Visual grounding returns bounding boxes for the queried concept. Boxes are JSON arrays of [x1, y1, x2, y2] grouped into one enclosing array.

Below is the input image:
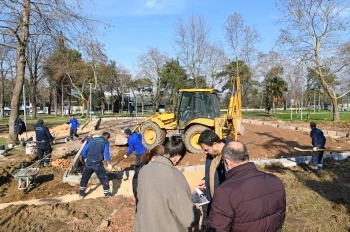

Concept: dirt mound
[[49, 124, 70, 137], [102, 197, 136, 232], [52, 159, 71, 170], [0, 196, 126, 232]]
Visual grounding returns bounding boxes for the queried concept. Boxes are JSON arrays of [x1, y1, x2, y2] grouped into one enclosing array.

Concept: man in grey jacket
[[135, 136, 200, 232]]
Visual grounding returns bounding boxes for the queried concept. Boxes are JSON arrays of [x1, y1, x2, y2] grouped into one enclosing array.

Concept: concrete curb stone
[[336, 131, 349, 137], [327, 131, 337, 136]]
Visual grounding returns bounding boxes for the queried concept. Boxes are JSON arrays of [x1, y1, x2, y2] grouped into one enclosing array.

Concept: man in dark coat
[[196, 130, 226, 214], [207, 141, 286, 232], [34, 119, 54, 167], [310, 121, 326, 173]]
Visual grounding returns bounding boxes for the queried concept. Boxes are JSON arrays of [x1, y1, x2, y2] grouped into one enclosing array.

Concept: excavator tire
[[184, 125, 210, 154], [141, 122, 166, 150]]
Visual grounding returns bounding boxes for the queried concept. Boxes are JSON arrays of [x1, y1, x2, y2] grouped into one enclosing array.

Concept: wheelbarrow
[[11, 153, 50, 192], [12, 167, 40, 192]]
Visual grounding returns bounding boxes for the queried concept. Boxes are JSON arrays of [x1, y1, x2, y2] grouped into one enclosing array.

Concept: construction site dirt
[[0, 118, 350, 231]]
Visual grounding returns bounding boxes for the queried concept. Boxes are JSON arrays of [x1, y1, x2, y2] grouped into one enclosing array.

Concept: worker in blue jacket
[[310, 122, 326, 173], [79, 132, 112, 199], [34, 119, 54, 167], [123, 128, 147, 168], [66, 115, 79, 141]]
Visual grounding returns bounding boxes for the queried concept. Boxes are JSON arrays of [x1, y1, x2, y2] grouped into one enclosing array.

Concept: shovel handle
[[112, 158, 124, 168]]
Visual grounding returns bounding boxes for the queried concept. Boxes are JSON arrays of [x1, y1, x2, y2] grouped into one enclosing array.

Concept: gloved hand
[[312, 147, 317, 152], [107, 164, 113, 171], [123, 155, 128, 159]]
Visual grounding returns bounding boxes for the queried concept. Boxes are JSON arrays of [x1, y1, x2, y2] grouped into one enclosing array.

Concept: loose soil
[[0, 118, 350, 231]]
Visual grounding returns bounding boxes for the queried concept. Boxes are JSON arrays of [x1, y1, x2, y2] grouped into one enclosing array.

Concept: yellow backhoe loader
[[134, 76, 244, 154]]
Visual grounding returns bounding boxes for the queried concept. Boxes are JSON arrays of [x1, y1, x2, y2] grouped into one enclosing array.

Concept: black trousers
[[79, 159, 110, 196], [36, 141, 51, 166]]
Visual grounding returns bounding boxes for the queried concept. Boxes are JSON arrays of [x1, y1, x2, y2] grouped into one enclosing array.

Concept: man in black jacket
[[310, 122, 326, 173], [207, 141, 286, 232], [34, 119, 54, 167], [196, 130, 226, 214]]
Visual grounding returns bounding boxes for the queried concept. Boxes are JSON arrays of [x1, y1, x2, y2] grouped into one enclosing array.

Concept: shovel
[[109, 157, 124, 171]]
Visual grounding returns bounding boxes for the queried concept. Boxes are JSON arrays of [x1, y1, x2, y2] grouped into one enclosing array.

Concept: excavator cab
[[177, 89, 221, 127]]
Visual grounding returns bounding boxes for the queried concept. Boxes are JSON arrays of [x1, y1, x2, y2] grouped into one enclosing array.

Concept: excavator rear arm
[[225, 75, 243, 141]]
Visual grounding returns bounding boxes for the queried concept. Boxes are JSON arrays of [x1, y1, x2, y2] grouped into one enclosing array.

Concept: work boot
[[79, 195, 85, 200], [43, 162, 52, 167], [312, 169, 319, 174]]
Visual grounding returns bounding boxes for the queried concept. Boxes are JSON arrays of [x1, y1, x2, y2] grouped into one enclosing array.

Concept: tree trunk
[[0, 70, 4, 119], [121, 94, 124, 113], [331, 97, 340, 121], [7, 0, 30, 145], [68, 85, 71, 115], [142, 97, 144, 115], [30, 82, 37, 118], [48, 86, 52, 114], [315, 55, 339, 121], [111, 95, 115, 116], [317, 90, 321, 112], [100, 86, 104, 116], [61, 81, 64, 117]]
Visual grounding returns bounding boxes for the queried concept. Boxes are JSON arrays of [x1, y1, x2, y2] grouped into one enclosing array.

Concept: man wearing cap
[[310, 122, 326, 173], [123, 128, 147, 169], [79, 132, 112, 199], [34, 119, 54, 167]]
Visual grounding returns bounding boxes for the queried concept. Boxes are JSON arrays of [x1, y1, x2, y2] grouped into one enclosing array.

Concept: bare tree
[[205, 42, 228, 88], [173, 14, 210, 88], [26, 34, 52, 118], [79, 39, 108, 89], [0, 0, 101, 144], [137, 47, 168, 112], [276, 0, 350, 121], [224, 13, 260, 76], [0, 46, 15, 119]]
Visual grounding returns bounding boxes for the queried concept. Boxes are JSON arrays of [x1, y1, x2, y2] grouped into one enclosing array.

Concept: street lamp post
[[301, 86, 304, 120], [107, 98, 110, 114], [89, 83, 92, 122], [22, 85, 28, 140], [313, 89, 316, 113], [135, 94, 138, 117]]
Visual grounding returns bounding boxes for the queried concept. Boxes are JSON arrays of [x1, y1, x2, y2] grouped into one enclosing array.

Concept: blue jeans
[[70, 129, 79, 139], [79, 159, 110, 196]]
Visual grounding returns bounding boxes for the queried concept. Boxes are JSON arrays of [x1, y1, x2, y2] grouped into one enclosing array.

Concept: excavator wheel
[[184, 125, 210, 154], [141, 122, 166, 150]]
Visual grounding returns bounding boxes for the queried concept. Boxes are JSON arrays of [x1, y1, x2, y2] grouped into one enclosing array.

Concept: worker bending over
[[79, 132, 113, 199]]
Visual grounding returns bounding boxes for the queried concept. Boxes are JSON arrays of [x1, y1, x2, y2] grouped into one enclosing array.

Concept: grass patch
[[242, 110, 350, 122]]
